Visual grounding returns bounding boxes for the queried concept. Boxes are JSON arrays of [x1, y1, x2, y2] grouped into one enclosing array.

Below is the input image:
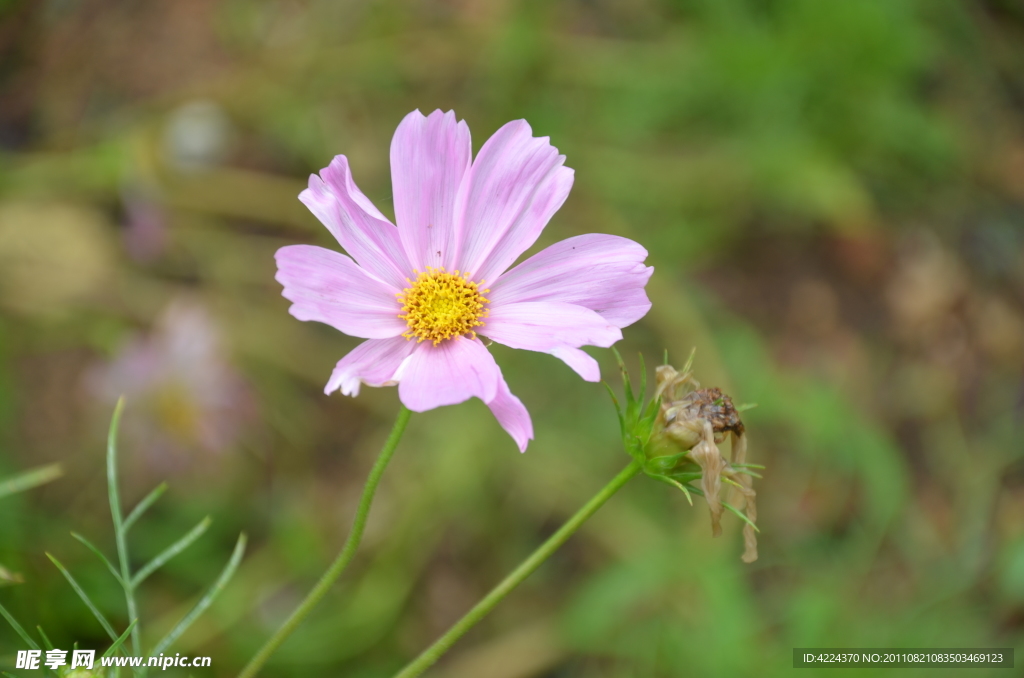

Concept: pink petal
[[486, 370, 534, 452], [325, 336, 418, 396], [275, 245, 406, 339], [549, 346, 601, 382], [390, 110, 472, 271], [454, 120, 574, 283], [299, 155, 412, 290], [488, 234, 653, 328], [395, 337, 500, 411], [482, 301, 622, 352]]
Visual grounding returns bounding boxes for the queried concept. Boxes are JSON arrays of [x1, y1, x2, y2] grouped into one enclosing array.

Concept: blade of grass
[[0, 599, 40, 650], [106, 398, 141, 657], [152, 532, 246, 656], [71, 532, 126, 587], [37, 625, 54, 650], [0, 463, 62, 500], [131, 516, 211, 589], [46, 553, 119, 642], [123, 483, 167, 533], [103, 619, 138, 658]]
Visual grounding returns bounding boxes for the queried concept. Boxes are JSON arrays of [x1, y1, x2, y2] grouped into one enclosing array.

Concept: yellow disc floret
[[398, 267, 489, 345]]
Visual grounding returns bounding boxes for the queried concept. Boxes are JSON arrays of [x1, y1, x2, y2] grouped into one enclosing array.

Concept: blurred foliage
[[1, 0, 1023, 676]]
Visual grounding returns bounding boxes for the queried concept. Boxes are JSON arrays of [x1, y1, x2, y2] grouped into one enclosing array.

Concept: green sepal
[[605, 349, 665, 466]]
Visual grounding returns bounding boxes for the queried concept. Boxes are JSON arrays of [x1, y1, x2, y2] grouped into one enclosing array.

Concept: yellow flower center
[[397, 267, 489, 345]]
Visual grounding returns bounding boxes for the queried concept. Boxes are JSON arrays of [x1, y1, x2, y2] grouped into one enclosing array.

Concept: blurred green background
[[1, 0, 1023, 676]]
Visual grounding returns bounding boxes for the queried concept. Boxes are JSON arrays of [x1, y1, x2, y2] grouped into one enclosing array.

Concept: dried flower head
[[646, 357, 759, 562]]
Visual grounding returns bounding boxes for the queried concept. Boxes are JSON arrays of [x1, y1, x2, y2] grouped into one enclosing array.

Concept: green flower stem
[[393, 459, 642, 678], [106, 398, 141, 661], [238, 405, 412, 678]]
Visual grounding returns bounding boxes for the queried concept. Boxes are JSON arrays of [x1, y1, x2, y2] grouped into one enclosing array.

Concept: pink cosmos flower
[[276, 110, 653, 451]]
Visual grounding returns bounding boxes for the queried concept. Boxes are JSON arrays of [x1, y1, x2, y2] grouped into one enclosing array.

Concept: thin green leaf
[[611, 346, 635, 408], [722, 499, 759, 532], [0, 463, 62, 500], [103, 619, 138, 658], [152, 532, 246, 656], [602, 381, 627, 441], [37, 625, 54, 650], [123, 482, 168, 533], [0, 599, 39, 650], [649, 473, 694, 505], [685, 486, 760, 532], [106, 397, 141, 659], [681, 346, 696, 375], [131, 516, 212, 589], [71, 532, 125, 587], [665, 471, 703, 484], [46, 553, 119, 642], [107, 397, 127, 534]]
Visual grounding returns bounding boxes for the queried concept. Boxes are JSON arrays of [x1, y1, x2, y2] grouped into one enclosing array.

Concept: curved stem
[[393, 459, 642, 678], [238, 405, 412, 678], [106, 398, 142, 666]]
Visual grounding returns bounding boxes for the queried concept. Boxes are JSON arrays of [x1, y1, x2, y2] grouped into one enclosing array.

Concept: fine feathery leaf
[[46, 553, 119, 643], [37, 625, 54, 650], [683, 486, 760, 532], [681, 346, 697, 375], [131, 516, 212, 589], [107, 396, 127, 535], [71, 532, 126, 587], [105, 397, 141, 659], [0, 599, 40, 650], [648, 473, 694, 505], [0, 463, 62, 501], [602, 381, 627, 439], [103, 619, 138, 658], [611, 346, 636, 408], [151, 532, 247, 657], [123, 482, 168, 533], [665, 470, 704, 484], [722, 499, 759, 532]]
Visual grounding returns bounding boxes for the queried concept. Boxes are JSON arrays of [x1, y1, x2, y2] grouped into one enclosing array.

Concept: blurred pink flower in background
[[276, 110, 653, 451], [121, 186, 168, 263], [86, 298, 254, 472]]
